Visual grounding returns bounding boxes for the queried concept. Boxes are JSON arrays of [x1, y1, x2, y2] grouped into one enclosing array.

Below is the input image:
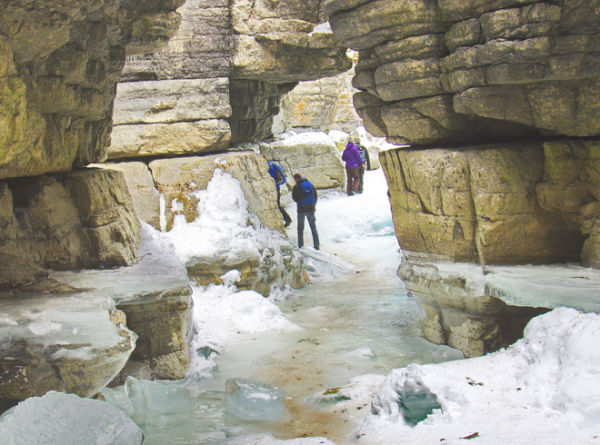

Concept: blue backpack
[[299, 180, 316, 206], [269, 162, 286, 186]]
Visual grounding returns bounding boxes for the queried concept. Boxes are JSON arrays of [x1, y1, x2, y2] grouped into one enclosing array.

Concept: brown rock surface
[[0, 0, 182, 180], [0, 168, 140, 270]]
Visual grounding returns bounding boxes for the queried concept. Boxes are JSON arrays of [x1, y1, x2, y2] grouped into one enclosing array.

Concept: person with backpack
[[264, 155, 292, 228], [292, 173, 320, 250], [356, 138, 371, 194], [342, 138, 364, 196]]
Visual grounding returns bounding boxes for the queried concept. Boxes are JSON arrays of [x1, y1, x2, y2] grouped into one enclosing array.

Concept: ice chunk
[[0, 391, 143, 445], [430, 345, 464, 363], [348, 346, 377, 360], [299, 247, 355, 281], [397, 388, 441, 426], [101, 386, 135, 417], [225, 378, 286, 421], [124, 377, 193, 427]]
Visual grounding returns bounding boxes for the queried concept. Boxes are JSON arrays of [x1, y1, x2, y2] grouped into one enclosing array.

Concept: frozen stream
[[121, 170, 461, 444]]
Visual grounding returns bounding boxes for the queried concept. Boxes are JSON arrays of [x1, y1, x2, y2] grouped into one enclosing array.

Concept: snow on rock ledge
[[0, 292, 136, 405]]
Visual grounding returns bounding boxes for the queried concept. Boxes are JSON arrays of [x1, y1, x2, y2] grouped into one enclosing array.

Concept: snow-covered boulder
[[0, 391, 144, 444]]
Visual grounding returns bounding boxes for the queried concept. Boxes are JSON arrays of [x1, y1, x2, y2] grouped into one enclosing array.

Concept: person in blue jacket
[[264, 155, 292, 228], [292, 173, 320, 250], [342, 139, 365, 196]]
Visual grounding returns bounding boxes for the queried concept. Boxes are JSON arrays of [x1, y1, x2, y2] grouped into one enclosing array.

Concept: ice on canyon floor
[[355, 308, 600, 444], [186, 277, 302, 379], [102, 377, 192, 428], [50, 222, 190, 305], [0, 391, 144, 445], [224, 378, 286, 421], [216, 433, 335, 445], [0, 292, 136, 398]]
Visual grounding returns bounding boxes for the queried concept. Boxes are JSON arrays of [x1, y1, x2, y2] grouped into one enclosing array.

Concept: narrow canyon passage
[[142, 171, 460, 444]]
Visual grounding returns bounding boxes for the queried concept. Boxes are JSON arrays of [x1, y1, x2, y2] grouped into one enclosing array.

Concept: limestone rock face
[[0, 169, 140, 270], [147, 152, 284, 232], [260, 133, 346, 190], [0, 0, 182, 180], [110, 0, 353, 154], [381, 141, 595, 266], [0, 291, 137, 403], [326, 0, 600, 146], [280, 67, 362, 134]]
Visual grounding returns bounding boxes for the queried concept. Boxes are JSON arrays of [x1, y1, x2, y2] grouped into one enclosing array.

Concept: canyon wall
[[325, 0, 600, 355]]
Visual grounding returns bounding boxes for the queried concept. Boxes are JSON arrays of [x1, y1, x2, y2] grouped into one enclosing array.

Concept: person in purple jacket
[[342, 138, 365, 196]]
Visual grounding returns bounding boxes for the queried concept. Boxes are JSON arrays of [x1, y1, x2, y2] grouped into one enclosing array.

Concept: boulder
[[0, 291, 136, 403], [381, 141, 592, 265], [51, 224, 194, 380]]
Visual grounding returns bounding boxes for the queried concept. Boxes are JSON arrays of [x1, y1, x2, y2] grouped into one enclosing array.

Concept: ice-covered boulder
[[225, 378, 286, 421], [0, 292, 136, 404], [52, 223, 194, 380], [0, 391, 144, 445]]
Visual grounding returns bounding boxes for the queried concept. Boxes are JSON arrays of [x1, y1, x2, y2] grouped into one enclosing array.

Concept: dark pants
[[346, 167, 360, 194], [297, 211, 319, 250], [277, 187, 292, 225], [359, 167, 365, 193]]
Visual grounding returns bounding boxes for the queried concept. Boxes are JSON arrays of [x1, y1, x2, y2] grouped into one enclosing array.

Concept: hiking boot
[[284, 220, 292, 228]]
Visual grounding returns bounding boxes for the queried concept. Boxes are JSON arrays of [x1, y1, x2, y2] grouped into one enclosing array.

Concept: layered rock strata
[[0, 169, 140, 270], [110, 0, 352, 156], [260, 132, 346, 190], [0, 0, 182, 180], [326, 0, 600, 355], [327, 0, 599, 146], [279, 66, 362, 134], [0, 0, 183, 396]]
